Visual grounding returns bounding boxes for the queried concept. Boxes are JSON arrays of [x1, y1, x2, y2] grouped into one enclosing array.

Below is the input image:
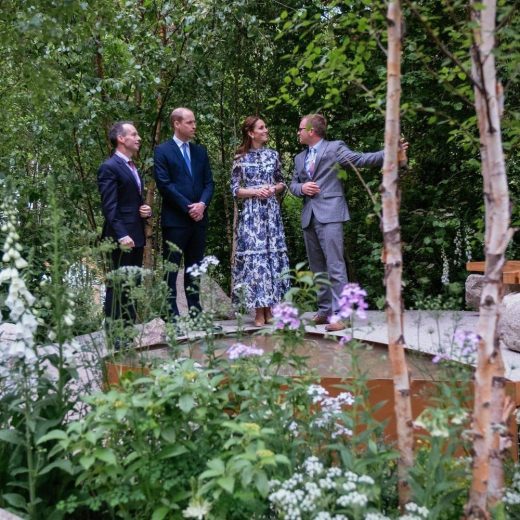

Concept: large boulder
[[465, 274, 484, 310], [500, 292, 520, 352], [466, 274, 519, 311], [176, 269, 233, 319]]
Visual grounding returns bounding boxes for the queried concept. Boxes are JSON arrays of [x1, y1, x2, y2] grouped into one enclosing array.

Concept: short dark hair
[[108, 121, 134, 147], [303, 113, 327, 138]]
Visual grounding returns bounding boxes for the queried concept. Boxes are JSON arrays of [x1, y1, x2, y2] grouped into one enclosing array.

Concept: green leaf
[[79, 455, 95, 470], [161, 427, 177, 443], [0, 429, 24, 445], [178, 394, 195, 413], [38, 458, 74, 476], [151, 506, 170, 520], [207, 458, 225, 473], [37, 429, 68, 444], [2, 493, 27, 510], [217, 475, 235, 494], [255, 471, 269, 496], [94, 448, 117, 465], [158, 444, 189, 460]]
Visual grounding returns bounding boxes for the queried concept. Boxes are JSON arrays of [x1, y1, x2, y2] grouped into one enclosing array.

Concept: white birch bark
[[382, 0, 414, 508], [465, 0, 513, 516]]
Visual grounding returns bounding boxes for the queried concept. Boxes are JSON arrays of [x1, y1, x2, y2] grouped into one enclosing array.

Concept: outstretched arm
[[336, 141, 385, 170]]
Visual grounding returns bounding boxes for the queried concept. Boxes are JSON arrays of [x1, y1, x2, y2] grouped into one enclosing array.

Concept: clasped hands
[[188, 202, 206, 222], [255, 186, 276, 199]]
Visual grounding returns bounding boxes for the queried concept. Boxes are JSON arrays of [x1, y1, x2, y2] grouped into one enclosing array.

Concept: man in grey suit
[[289, 113, 385, 331]]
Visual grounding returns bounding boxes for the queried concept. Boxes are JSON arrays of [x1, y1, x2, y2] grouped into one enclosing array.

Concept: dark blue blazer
[[98, 154, 146, 247], [154, 139, 214, 227]]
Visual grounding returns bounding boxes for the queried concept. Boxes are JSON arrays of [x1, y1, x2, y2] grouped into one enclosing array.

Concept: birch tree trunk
[[381, 0, 414, 509], [465, 0, 513, 516]]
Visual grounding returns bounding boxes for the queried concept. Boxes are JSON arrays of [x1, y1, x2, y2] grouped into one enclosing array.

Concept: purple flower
[[432, 353, 450, 364], [334, 283, 368, 321], [227, 342, 264, 360], [454, 330, 481, 358], [272, 302, 301, 330], [339, 335, 352, 346]]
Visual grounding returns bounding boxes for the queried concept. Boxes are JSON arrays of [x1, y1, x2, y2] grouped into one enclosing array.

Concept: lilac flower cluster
[[272, 302, 301, 330], [333, 283, 368, 322], [454, 330, 481, 357], [227, 342, 264, 360], [432, 330, 480, 364]]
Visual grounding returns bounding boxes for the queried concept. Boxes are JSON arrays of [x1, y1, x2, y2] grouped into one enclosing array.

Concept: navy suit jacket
[[154, 139, 214, 227], [98, 154, 146, 247]]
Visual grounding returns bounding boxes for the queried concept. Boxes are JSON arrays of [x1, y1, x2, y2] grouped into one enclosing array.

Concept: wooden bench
[[466, 261, 520, 286]]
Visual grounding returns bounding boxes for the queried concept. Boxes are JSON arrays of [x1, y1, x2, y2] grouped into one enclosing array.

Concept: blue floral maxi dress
[[231, 148, 291, 309]]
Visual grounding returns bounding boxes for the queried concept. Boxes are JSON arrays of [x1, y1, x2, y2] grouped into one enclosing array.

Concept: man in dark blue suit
[[154, 107, 214, 317], [98, 121, 152, 323]]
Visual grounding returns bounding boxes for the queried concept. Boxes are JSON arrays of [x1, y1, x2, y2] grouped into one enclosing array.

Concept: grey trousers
[[303, 216, 348, 317]]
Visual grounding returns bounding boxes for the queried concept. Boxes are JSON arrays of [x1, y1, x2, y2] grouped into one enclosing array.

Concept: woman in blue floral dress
[[231, 116, 291, 326]]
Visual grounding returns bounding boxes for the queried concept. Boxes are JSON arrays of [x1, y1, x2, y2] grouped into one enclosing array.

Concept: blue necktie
[[182, 143, 192, 176], [306, 147, 316, 177]]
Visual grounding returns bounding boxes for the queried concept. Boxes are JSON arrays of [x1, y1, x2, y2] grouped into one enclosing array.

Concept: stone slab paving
[[304, 310, 520, 382]]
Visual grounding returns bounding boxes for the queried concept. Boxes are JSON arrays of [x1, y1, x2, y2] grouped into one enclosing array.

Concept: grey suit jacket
[[289, 139, 384, 229]]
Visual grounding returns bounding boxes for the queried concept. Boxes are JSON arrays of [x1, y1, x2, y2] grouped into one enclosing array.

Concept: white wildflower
[[182, 497, 211, 519]]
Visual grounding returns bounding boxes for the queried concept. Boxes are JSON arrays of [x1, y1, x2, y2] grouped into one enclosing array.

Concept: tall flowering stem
[[381, 0, 413, 508], [466, 0, 513, 516]]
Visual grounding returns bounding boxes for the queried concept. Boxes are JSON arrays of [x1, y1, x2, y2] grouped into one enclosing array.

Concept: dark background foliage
[[0, 0, 518, 316]]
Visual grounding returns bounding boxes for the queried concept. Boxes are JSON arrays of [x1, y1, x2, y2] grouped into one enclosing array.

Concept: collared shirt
[[115, 150, 141, 191], [173, 135, 191, 161]]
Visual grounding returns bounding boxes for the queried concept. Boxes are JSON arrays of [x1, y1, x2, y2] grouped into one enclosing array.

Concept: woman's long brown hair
[[235, 115, 262, 157]]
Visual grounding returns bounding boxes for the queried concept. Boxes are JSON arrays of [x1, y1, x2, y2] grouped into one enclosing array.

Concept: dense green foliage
[[0, 1, 518, 312]]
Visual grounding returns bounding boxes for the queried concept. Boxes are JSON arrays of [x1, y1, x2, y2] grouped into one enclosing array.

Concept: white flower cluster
[[307, 385, 355, 438], [269, 456, 381, 519], [186, 255, 219, 277], [398, 502, 429, 519], [441, 246, 450, 285], [0, 209, 39, 378], [106, 265, 152, 282], [504, 469, 520, 505], [182, 496, 212, 519]]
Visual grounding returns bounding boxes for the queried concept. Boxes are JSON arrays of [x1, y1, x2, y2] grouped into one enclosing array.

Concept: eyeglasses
[[297, 127, 311, 132]]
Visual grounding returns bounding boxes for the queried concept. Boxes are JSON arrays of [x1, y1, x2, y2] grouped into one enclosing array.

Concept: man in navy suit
[[98, 121, 152, 323], [154, 107, 214, 317]]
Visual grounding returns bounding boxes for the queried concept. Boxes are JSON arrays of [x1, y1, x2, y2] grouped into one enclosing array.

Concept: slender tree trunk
[[219, 79, 233, 260], [465, 0, 513, 516], [381, 0, 413, 508]]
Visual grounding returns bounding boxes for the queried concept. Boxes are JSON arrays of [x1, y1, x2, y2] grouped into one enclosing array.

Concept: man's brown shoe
[[325, 321, 346, 332], [312, 314, 329, 326]]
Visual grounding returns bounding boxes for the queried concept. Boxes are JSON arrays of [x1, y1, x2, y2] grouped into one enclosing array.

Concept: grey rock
[[500, 292, 520, 352], [465, 274, 484, 310], [176, 269, 233, 319], [133, 317, 167, 349], [465, 275, 519, 311]]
